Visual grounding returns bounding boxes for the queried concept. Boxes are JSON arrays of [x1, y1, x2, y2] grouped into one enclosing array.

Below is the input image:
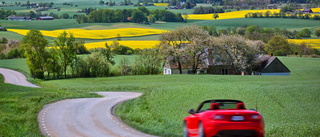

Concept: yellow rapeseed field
[[288, 39, 320, 49], [84, 41, 161, 50], [186, 7, 320, 20], [311, 8, 320, 12], [154, 3, 169, 6], [186, 9, 280, 20], [7, 28, 164, 39]]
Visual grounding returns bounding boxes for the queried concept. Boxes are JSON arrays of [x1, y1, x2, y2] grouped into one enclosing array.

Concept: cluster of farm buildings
[[164, 54, 291, 76], [7, 15, 54, 21]]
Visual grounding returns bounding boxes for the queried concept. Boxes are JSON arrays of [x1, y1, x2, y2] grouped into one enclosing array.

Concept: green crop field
[[0, 57, 319, 137], [2, 18, 320, 42]]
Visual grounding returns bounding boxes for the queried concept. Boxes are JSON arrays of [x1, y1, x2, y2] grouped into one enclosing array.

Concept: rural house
[[163, 56, 208, 74], [302, 9, 313, 13], [163, 54, 290, 76], [8, 16, 31, 21], [36, 16, 54, 20]]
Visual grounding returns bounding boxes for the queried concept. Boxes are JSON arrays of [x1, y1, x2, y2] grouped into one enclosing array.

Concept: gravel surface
[[38, 92, 158, 137], [0, 68, 39, 87]]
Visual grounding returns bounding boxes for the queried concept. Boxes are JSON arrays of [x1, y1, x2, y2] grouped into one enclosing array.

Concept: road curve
[[38, 92, 158, 137], [0, 68, 39, 87]]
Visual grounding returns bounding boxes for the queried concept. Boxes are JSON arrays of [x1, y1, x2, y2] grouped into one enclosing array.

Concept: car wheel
[[183, 121, 189, 137], [198, 121, 204, 137]]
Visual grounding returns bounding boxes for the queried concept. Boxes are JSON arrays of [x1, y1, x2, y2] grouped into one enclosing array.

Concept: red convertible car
[[183, 99, 264, 137]]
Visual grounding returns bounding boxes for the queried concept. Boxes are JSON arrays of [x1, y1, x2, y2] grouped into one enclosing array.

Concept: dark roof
[[302, 9, 313, 12], [256, 55, 290, 73], [8, 16, 30, 19]]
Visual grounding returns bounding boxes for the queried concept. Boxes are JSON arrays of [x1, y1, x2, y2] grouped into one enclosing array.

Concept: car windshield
[[198, 100, 240, 112]]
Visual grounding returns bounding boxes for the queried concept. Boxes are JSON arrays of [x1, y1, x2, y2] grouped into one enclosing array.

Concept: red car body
[[183, 100, 264, 137]]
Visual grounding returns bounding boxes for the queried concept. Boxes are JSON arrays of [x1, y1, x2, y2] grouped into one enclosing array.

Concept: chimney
[[270, 53, 273, 57]]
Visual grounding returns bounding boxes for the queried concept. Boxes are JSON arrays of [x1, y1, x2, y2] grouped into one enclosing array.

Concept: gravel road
[[38, 92, 157, 137], [0, 68, 39, 87]]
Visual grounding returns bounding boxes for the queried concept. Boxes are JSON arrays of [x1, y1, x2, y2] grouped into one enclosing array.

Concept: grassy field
[[3, 18, 320, 31], [0, 57, 319, 137]]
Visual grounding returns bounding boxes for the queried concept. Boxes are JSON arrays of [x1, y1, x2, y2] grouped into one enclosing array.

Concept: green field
[[2, 18, 320, 42], [0, 57, 319, 137]]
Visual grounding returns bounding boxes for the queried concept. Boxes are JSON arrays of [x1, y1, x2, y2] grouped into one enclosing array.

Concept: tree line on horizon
[[76, 7, 184, 24]]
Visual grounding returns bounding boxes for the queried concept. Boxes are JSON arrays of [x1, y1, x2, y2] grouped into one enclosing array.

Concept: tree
[[117, 34, 121, 41], [280, 6, 294, 13], [213, 13, 219, 20], [158, 25, 210, 74], [264, 35, 291, 55], [46, 48, 62, 79], [100, 42, 115, 65], [21, 30, 48, 79], [99, 0, 105, 5], [314, 27, 320, 37], [2, 1, 5, 5], [60, 13, 69, 19], [132, 48, 163, 75], [54, 31, 78, 78], [131, 10, 147, 23], [210, 35, 262, 74]]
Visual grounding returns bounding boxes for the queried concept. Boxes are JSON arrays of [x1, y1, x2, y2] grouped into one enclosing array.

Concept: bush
[[113, 45, 134, 55], [76, 52, 111, 77], [273, 50, 285, 56]]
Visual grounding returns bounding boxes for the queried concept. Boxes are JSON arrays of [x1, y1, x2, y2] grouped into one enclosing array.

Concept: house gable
[[260, 57, 290, 73]]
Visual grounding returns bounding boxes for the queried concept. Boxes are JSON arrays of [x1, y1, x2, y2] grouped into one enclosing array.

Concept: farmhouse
[[8, 16, 31, 21], [163, 56, 208, 74], [164, 54, 290, 76], [302, 9, 313, 13], [36, 16, 54, 20]]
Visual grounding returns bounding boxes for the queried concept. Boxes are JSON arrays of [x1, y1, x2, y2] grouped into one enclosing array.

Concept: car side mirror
[[188, 109, 195, 114]]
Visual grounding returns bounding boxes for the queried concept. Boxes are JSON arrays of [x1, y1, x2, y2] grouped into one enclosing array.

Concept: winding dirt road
[[0, 68, 156, 137], [0, 68, 39, 87]]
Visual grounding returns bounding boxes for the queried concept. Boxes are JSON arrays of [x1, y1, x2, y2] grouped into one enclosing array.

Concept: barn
[[8, 16, 31, 21], [36, 16, 54, 20], [253, 55, 291, 75]]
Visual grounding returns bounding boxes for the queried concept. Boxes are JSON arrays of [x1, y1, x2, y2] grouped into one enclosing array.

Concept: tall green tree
[[22, 30, 48, 79], [54, 31, 78, 78], [131, 10, 147, 23], [314, 27, 320, 37], [264, 35, 291, 55]]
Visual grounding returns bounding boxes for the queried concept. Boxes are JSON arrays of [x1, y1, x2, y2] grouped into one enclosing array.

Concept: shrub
[[274, 50, 285, 56], [113, 45, 134, 55]]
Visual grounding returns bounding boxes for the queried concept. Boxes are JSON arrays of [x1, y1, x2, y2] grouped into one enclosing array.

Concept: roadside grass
[[0, 57, 320, 136]]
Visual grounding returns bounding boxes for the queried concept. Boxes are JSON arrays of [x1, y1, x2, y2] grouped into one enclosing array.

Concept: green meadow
[[0, 57, 319, 136]]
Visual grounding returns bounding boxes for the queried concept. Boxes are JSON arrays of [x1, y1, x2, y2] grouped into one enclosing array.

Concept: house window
[[222, 69, 228, 75]]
